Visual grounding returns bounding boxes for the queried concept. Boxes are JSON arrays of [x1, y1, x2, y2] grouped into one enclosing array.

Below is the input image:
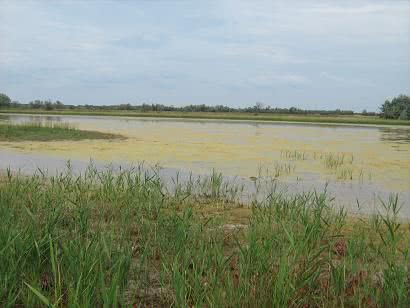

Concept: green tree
[[44, 100, 54, 111], [399, 108, 409, 120], [55, 100, 64, 109], [380, 95, 410, 119], [0, 93, 11, 108]]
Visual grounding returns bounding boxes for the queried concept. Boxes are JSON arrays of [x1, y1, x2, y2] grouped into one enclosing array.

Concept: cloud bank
[[0, 0, 409, 111]]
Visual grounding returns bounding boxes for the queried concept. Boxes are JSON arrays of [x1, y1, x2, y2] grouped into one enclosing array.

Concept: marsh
[[1, 113, 409, 217]]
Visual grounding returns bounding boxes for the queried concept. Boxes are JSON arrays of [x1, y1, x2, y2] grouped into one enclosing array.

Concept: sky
[[0, 0, 409, 112]]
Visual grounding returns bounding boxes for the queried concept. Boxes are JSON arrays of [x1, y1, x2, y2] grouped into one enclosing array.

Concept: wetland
[[1, 113, 409, 307], [1, 113, 409, 214]]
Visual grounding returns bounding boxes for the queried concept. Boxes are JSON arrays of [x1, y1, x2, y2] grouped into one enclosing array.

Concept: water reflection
[[0, 115, 64, 126], [1, 113, 409, 193], [1, 113, 410, 148], [379, 127, 410, 144]]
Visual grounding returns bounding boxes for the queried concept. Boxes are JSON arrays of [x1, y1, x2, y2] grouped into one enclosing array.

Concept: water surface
[[1, 114, 409, 215]]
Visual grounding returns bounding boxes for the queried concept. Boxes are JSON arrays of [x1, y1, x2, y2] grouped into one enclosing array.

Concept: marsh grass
[[281, 149, 374, 183], [0, 165, 409, 307], [272, 161, 296, 178], [253, 162, 296, 182], [0, 121, 123, 141], [281, 149, 309, 160], [318, 152, 352, 170], [337, 166, 354, 181], [280, 149, 353, 171]]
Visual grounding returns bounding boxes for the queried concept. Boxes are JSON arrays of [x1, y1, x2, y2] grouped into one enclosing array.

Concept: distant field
[[1, 108, 410, 126]]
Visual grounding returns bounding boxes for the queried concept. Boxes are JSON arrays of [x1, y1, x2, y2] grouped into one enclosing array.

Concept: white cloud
[[0, 0, 408, 110], [250, 73, 308, 86], [218, 0, 410, 42], [319, 72, 374, 87], [305, 3, 394, 14]]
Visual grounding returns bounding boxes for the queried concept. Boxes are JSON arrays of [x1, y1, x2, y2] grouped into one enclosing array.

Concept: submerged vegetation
[[0, 122, 123, 142], [0, 165, 408, 307]]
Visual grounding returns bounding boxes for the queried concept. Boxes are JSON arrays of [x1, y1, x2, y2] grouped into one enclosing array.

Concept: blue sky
[[1, 0, 409, 111]]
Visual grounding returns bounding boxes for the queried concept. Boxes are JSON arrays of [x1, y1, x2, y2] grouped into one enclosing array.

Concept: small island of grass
[[0, 122, 124, 142]]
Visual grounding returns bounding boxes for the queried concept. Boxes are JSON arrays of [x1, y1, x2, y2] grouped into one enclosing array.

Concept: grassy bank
[[2, 109, 410, 126], [0, 122, 123, 142], [0, 165, 408, 307]]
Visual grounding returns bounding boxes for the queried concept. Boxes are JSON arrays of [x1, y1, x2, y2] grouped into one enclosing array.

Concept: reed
[[0, 165, 408, 307], [280, 149, 309, 161]]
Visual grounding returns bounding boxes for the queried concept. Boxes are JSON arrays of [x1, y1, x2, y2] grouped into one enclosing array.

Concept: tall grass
[[0, 165, 408, 307]]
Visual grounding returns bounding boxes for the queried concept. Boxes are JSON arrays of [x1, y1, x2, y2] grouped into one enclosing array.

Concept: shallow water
[[1, 114, 410, 216]]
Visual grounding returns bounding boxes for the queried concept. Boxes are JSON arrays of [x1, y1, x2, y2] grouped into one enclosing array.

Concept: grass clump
[[0, 165, 409, 307], [0, 121, 123, 141], [281, 149, 309, 160]]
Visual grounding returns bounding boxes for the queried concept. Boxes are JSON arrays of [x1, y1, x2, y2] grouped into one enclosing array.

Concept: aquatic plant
[[337, 166, 354, 181], [280, 149, 309, 160], [311, 152, 354, 170], [272, 161, 295, 178], [322, 153, 347, 169]]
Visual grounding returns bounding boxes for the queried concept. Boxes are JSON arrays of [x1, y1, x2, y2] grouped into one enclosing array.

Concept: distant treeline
[[0, 94, 359, 115], [1, 92, 409, 118], [78, 103, 358, 115]]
